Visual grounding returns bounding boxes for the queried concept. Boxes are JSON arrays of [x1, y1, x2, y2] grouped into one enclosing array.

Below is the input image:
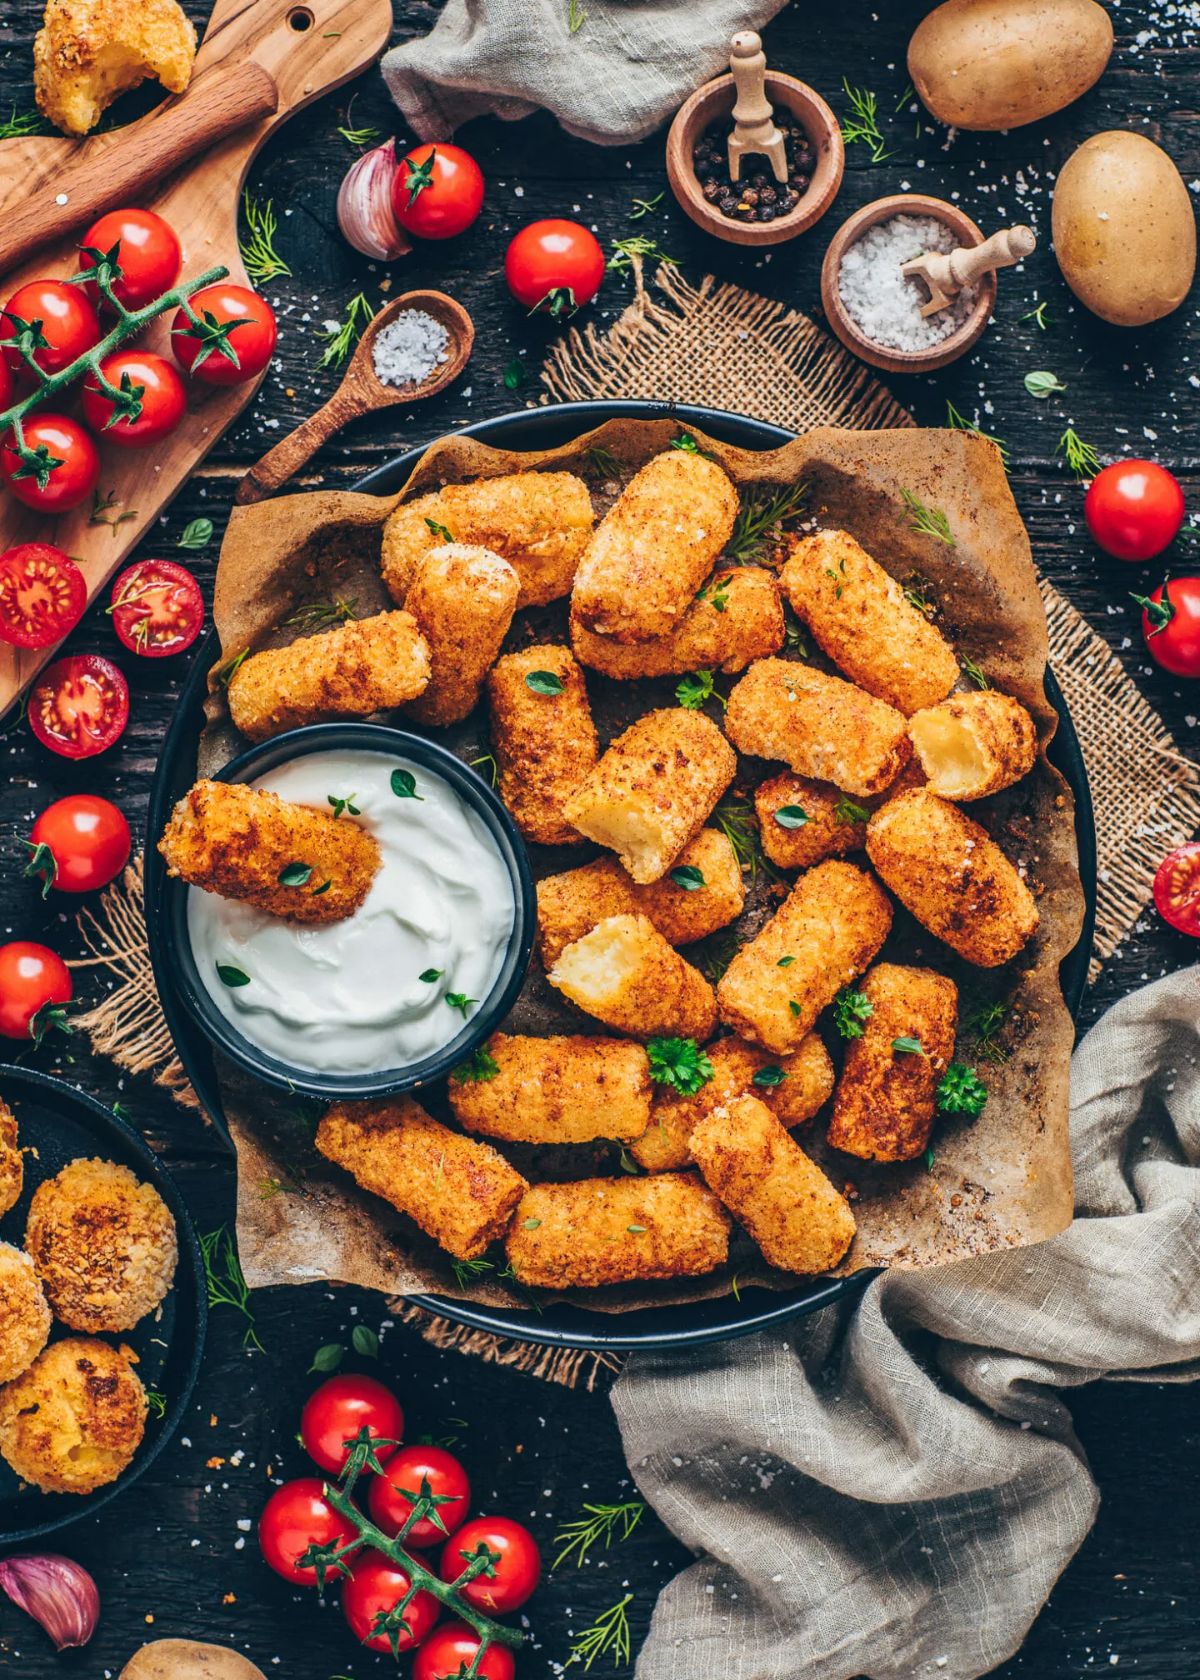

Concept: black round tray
[[145, 398, 1096, 1352]]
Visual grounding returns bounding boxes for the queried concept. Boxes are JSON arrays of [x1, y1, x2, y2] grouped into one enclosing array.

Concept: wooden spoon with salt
[[235, 289, 474, 505]]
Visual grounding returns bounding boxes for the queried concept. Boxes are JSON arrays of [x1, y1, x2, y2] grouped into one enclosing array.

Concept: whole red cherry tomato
[[2, 280, 100, 381], [108, 559, 204, 658], [82, 350, 187, 448], [79, 208, 182, 311], [28, 795, 131, 896], [0, 942, 71, 1041], [300, 1373, 405, 1478], [392, 144, 484, 240], [2, 414, 100, 512], [258, 1478, 359, 1586], [0, 353, 12, 411], [341, 1550, 441, 1652], [0, 543, 86, 649], [368, 1443, 470, 1548], [1154, 842, 1200, 937], [440, 1516, 541, 1614], [1085, 460, 1186, 562], [1133, 575, 1200, 677], [505, 219, 606, 316], [28, 654, 129, 759], [172, 284, 277, 386], [413, 1620, 517, 1680]]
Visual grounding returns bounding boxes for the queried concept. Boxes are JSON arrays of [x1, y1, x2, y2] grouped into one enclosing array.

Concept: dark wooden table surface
[[1, 0, 1198, 1674]]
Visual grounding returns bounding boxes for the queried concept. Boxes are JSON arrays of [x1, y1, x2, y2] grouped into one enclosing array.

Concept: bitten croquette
[[0, 1098, 22, 1216], [907, 689, 1039, 801], [487, 645, 600, 847], [570, 566, 783, 678], [403, 544, 519, 727], [450, 1033, 651, 1144], [0, 1337, 146, 1494], [548, 913, 718, 1042], [0, 1243, 51, 1385]]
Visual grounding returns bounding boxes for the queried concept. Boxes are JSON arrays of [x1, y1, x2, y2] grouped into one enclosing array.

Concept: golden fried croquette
[[717, 860, 893, 1052], [548, 914, 717, 1041], [0, 1336, 146, 1494], [487, 645, 600, 847], [403, 544, 519, 727], [504, 1173, 731, 1289], [754, 772, 872, 871], [26, 1158, 178, 1334], [570, 566, 784, 678], [908, 689, 1039, 801], [725, 658, 910, 798], [866, 787, 1039, 967], [562, 708, 736, 884], [316, 1097, 527, 1262], [571, 451, 739, 643], [781, 529, 959, 715], [0, 1244, 51, 1385], [35, 0, 196, 136], [226, 611, 430, 743], [690, 1095, 856, 1274], [381, 473, 594, 610], [449, 1033, 651, 1144], [0, 1099, 22, 1217], [159, 780, 381, 925], [828, 963, 958, 1163], [536, 828, 744, 968]]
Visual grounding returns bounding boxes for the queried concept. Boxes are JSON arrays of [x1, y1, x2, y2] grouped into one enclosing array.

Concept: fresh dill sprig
[[239, 193, 291, 285], [726, 481, 809, 563], [608, 235, 678, 274], [553, 1501, 646, 1570], [470, 751, 499, 788], [961, 653, 990, 690], [586, 445, 622, 481], [902, 579, 934, 617], [284, 596, 359, 628], [676, 668, 725, 710], [901, 488, 956, 548], [199, 1227, 264, 1353], [1020, 301, 1050, 331], [630, 192, 664, 220], [840, 80, 893, 163], [567, 1594, 634, 1671], [945, 400, 1010, 466], [338, 121, 382, 148], [451, 1255, 494, 1291], [0, 107, 46, 140], [697, 931, 740, 985], [712, 794, 766, 882], [965, 1000, 1010, 1064], [319, 292, 375, 369], [145, 1388, 167, 1420], [567, 0, 587, 32], [1057, 426, 1101, 481]]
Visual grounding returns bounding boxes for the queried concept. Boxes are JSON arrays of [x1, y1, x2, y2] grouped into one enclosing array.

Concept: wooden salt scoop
[[902, 225, 1037, 318], [727, 32, 788, 184], [235, 289, 473, 504]]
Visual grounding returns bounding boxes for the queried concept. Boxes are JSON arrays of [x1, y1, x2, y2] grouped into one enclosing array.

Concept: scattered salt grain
[[372, 309, 450, 388], [837, 214, 979, 352]]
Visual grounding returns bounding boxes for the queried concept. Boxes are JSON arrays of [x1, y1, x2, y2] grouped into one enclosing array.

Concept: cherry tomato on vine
[[440, 1516, 541, 1614], [412, 1620, 517, 1680], [0, 543, 86, 649], [28, 654, 129, 759], [1085, 460, 1186, 562], [82, 350, 187, 449], [300, 1374, 405, 1478], [28, 795, 131, 896], [0, 354, 11, 411], [341, 1551, 441, 1653], [1132, 575, 1200, 678], [258, 1478, 359, 1586], [1, 280, 100, 381], [108, 559, 203, 658], [392, 144, 484, 240], [505, 219, 606, 317], [172, 284, 277, 386], [1153, 842, 1200, 937], [0, 942, 71, 1041], [79, 208, 182, 311], [2, 414, 100, 513], [368, 1443, 470, 1548]]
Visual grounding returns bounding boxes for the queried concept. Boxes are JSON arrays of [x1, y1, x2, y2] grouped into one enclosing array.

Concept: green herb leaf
[[925, 1146, 937, 1172], [216, 963, 251, 988], [318, 291, 374, 370], [523, 1217, 542, 1230], [278, 862, 313, 887], [445, 992, 477, 1017], [610, 235, 678, 275], [200, 1227, 264, 1353], [312, 879, 332, 896], [777, 955, 795, 968], [552, 1501, 646, 1571], [419, 968, 443, 983], [961, 654, 990, 691], [327, 793, 361, 819], [626, 1224, 646, 1234], [1057, 426, 1101, 482], [453, 1046, 500, 1083], [936, 1062, 989, 1117], [28, 1000, 72, 1046], [833, 985, 873, 1039], [525, 670, 565, 696], [669, 865, 706, 892], [177, 517, 213, 550], [351, 1325, 379, 1359], [726, 481, 809, 563], [424, 516, 455, 543], [391, 768, 422, 800], [833, 798, 871, 824], [892, 1035, 926, 1055], [502, 357, 526, 390], [901, 488, 956, 548], [676, 668, 718, 710], [1024, 370, 1067, 400], [239, 192, 291, 284], [840, 78, 893, 163], [945, 401, 1010, 466], [788, 1000, 801, 1017], [752, 1065, 787, 1088], [1020, 301, 1050, 331], [309, 1342, 345, 1374], [774, 805, 808, 829], [646, 1036, 714, 1096]]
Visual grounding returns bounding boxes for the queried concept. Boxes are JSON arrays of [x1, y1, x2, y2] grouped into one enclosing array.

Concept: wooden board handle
[[235, 390, 362, 504]]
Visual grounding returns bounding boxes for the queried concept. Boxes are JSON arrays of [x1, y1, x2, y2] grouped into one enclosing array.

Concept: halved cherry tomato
[[412, 1621, 517, 1680], [172, 284, 277, 387], [505, 219, 606, 316], [82, 350, 187, 449], [2, 414, 100, 513], [341, 1551, 441, 1653], [28, 795, 131, 896], [109, 559, 203, 658], [1153, 842, 1200, 936], [440, 1516, 541, 1614], [1, 280, 100, 381], [0, 941, 71, 1041], [392, 144, 484, 241], [0, 544, 86, 649], [28, 654, 129, 759], [300, 1374, 404, 1478], [258, 1478, 360, 1587], [1133, 575, 1200, 677], [79, 208, 182, 312], [1085, 460, 1186, 562], [368, 1443, 470, 1548]]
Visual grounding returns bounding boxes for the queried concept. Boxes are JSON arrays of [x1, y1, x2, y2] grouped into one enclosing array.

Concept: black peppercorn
[[691, 116, 811, 223]]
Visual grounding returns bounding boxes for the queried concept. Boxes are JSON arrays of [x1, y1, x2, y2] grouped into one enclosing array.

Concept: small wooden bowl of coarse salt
[[236, 290, 474, 504]]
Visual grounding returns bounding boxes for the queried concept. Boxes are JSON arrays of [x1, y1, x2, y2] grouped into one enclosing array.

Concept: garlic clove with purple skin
[[0, 1553, 99, 1651], [337, 143, 413, 262]]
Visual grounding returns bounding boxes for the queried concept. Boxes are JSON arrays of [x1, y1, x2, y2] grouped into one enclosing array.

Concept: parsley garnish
[[676, 668, 723, 710], [646, 1036, 714, 1096], [833, 985, 873, 1039], [936, 1063, 989, 1116], [453, 1046, 499, 1083]]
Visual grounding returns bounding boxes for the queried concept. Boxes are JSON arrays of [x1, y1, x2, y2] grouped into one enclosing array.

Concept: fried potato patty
[[571, 566, 783, 677], [725, 658, 910, 798], [548, 913, 718, 1041], [450, 1033, 651, 1144], [0, 1098, 22, 1217], [404, 544, 519, 727], [488, 645, 600, 846], [0, 1244, 51, 1386], [0, 1336, 146, 1493], [908, 689, 1038, 801], [828, 963, 958, 1162], [754, 772, 872, 872], [35, 0, 196, 136]]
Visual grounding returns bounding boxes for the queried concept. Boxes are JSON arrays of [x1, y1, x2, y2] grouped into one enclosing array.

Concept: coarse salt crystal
[[372, 309, 450, 388], [838, 214, 979, 353]]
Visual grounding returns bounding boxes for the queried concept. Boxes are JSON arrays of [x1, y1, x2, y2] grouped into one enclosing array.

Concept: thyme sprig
[[239, 193, 291, 284]]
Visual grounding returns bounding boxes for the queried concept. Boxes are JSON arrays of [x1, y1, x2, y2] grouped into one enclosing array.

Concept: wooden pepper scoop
[[902, 225, 1037, 317], [727, 31, 787, 184]]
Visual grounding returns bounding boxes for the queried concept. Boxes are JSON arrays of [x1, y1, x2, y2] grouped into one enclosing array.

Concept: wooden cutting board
[[0, 0, 392, 714]]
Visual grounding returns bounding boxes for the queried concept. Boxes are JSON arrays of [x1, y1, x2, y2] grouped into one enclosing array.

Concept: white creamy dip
[[187, 750, 515, 1074]]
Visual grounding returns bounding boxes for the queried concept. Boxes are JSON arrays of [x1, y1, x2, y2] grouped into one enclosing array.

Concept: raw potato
[[908, 689, 1037, 800], [487, 645, 600, 847], [571, 450, 739, 643], [908, 0, 1113, 132], [120, 1642, 268, 1680], [403, 544, 519, 726], [867, 787, 1039, 967], [562, 708, 736, 883], [755, 772, 870, 871], [571, 566, 784, 678], [725, 658, 910, 799], [548, 913, 718, 1042], [781, 530, 958, 714], [1052, 130, 1197, 327], [35, 0, 197, 136], [449, 1033, 651, 1144]]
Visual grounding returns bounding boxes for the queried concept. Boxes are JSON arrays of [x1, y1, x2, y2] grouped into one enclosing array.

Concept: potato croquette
[[35, 0, 196, 136], [908, 689, 1039, 801], [549, 914, 718, 1042], [725, 659, 911, 798], [504, 1174, 731, 1289], [403, 544, 519, 727], [26, 1158, 178, 1334], [0, 1244, 51, 1385], [828, 963, 959, 1162], [781, 529, 959, 714], [536, 829, 745, 968], [754, 772, 871, 871], [690, 1095, 856, 1274], [571, 451, 739, 643], [562, 709, 736, 884], [159, 779, 381, 925], [450, 1034, 651, 1144], [316, 1098, 527, 1261], [0, 1098, 22, 1216], [0, 1337, 146, 1494], [381, 472, 594, 609], [866, 787, 1039, 967], [488, 645, 600, 847], [570, 566, 783, 678], [227, 611, 430, 742], [632, 1033, 835, 1172], [718, 860, 893, 1052]]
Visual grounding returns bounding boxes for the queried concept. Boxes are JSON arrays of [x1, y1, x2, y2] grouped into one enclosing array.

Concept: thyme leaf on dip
[[647, 1036, 713, 1096], [525, 670, 565, 696], [327, 793, 360, 819], [453, 1046, 500, 1083], [419, 968, 443, 983], [936, 1063, 989, 1116], [445, 992, 477, 1017], [833, 986, 873, 1039], [217, 963, 251, 988], [391, 768, 422, 799]]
